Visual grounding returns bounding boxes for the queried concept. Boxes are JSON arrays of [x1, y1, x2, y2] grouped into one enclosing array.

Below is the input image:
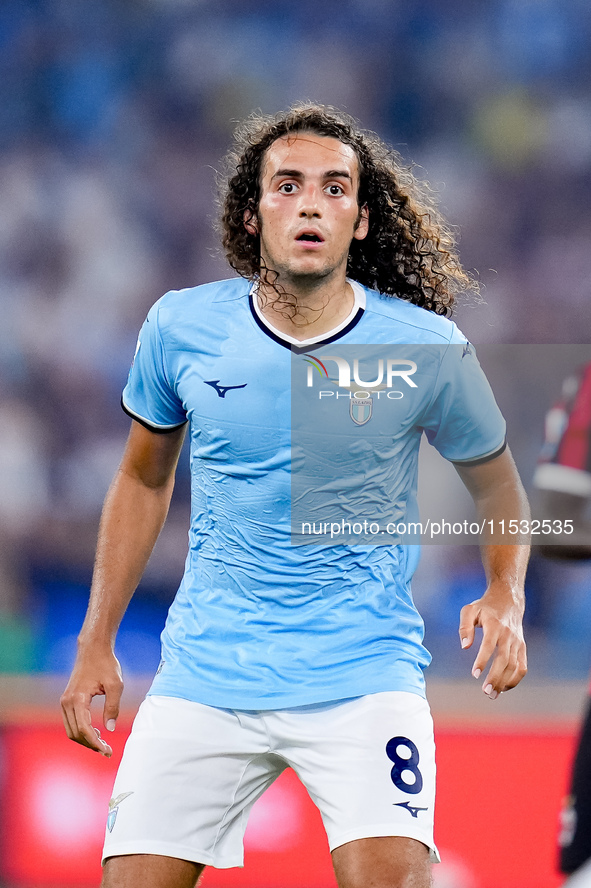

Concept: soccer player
[[61, 105, 529, 888], [534, 362, 591, 885]]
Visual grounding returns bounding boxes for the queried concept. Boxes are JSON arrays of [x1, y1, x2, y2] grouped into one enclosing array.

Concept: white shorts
[[102, 692, 438, 869]]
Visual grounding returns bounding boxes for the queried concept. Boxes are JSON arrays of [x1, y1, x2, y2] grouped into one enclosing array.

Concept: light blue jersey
[[122, 278, 506, 709]]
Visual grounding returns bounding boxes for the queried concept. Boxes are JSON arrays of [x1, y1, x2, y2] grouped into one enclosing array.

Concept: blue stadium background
[[1, 0, 591, 685]]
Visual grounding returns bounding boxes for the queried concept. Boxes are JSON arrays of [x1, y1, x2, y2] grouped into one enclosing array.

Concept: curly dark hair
[[218, 103, 478, 317]]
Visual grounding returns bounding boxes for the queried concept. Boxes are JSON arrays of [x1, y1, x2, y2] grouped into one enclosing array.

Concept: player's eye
[[278, 182, 297, 194], [326, 183, 344, 196]]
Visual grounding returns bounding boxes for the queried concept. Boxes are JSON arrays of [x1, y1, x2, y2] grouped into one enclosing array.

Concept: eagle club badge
[[350, 396, 373, 425], [107, 791, 134, 832]]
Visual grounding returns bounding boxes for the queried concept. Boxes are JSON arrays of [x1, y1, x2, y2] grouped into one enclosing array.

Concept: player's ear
[[353, 203, 369, 240], [243, 209, 259, 237]]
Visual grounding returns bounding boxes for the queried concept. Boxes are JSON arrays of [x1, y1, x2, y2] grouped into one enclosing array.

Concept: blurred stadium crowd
[[1, 0, 591, 677]]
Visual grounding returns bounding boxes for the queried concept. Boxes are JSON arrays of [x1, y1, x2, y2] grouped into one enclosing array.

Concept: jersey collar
[[249, 279, 366, 353]]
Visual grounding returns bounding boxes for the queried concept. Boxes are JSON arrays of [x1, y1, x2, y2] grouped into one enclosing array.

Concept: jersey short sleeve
[[420, 338, 506, 465], [122, 298, 187, 432]]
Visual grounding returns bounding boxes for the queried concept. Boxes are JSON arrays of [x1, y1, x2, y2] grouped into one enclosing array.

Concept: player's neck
[[256, 275, 354, 342]]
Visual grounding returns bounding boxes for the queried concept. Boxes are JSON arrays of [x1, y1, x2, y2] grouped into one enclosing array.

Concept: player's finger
[[72, 705, 100, 749], [458, 602, 479, 650], [103, 676, 123, 733], [482, 634, 527, 697], [497, 643, 528, 692], [93, 727, 113, 757], [482, 652, 516, 698], [70, 694, 112, 755], [60, 689, 89, 742], [75, 720, 112, 756], [60, 701, 77, 741], [470, 627, 499, 679]]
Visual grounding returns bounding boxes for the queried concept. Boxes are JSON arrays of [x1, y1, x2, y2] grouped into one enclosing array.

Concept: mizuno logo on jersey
[[204, 380, 247, 398], [394, 800, 428, 818]]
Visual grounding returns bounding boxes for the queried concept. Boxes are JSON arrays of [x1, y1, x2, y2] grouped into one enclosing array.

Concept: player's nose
[[299, 205, 321, 218], [298, 184, 322, 217]]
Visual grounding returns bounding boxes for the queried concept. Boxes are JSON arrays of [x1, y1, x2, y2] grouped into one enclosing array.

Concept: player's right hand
[[60, 647, 123, 757]]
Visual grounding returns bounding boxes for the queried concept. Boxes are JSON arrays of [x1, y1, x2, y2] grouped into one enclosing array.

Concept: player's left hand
[[459, 584, 527, 699]]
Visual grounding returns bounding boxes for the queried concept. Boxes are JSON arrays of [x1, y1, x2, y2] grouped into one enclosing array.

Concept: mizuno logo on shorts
[[394, 800, 428, 818]]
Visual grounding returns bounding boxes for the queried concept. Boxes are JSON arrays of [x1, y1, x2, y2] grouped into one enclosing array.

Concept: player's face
[[250, 133, 369, 286]]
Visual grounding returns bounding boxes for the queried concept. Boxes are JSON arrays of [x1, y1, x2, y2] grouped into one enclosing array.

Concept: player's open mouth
[[296, 231, 324, 244]]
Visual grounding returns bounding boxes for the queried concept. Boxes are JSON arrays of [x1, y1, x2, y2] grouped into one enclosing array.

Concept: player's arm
[[60, 419, 186, 756], [454, 447, 529, 699]]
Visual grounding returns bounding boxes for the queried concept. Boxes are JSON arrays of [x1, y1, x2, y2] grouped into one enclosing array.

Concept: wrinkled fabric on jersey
[[122, 278, 506, 709]]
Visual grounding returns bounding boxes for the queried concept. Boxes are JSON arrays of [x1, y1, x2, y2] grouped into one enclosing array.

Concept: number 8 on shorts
[[386, 735, 423, 794]]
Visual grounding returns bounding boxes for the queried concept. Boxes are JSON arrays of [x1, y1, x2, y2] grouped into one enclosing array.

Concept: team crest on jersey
[[350, 396, 373, 425], [107, 792, 134, 832]]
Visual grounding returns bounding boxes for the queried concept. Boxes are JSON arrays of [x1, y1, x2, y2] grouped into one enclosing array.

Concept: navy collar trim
[[248, 292, 365, 353]]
